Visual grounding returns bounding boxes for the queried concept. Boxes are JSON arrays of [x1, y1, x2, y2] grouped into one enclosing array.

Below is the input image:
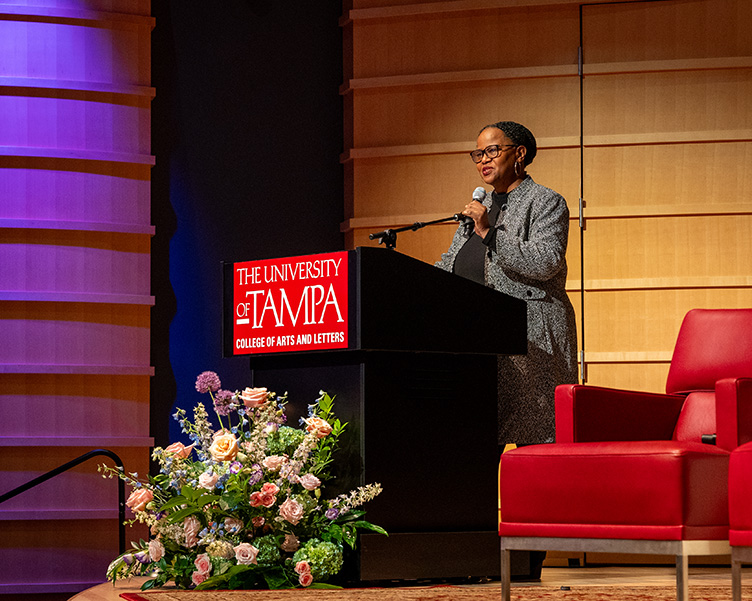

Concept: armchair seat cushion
[[499, 441, 730, 541]]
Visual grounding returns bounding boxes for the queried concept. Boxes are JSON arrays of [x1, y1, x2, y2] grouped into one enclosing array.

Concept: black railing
[[0, 448, 126, 554]]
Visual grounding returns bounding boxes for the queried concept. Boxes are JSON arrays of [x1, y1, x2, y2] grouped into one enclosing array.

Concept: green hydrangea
[[266, 426, 306, 456], [254, 535, 281, 567], [292, 539, 343, 580]]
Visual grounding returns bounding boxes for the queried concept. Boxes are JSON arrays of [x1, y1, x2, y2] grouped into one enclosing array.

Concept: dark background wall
[[150, 2, 345, 446]]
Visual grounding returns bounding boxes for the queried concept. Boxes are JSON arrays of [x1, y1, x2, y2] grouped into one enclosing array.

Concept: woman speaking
[[435, 121, 578, 447]]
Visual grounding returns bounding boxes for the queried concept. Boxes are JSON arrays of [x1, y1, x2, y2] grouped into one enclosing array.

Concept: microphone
[[460, 187, 487, 236]]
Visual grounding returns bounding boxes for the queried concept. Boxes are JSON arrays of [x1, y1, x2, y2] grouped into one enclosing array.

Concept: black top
[[452, 192, 508, 285]]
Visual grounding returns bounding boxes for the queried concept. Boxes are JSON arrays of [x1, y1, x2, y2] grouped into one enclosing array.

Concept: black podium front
[[223, 247, 527, 581]]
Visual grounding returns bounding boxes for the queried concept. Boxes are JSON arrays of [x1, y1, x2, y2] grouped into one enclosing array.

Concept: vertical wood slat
[[0, 2, 154, 595]]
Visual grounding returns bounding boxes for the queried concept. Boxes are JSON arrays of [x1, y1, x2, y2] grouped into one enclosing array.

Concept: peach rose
[[299, 572, 314, 587], [208, 432, 239, 462], [279, 497, 305, 525], [164, 441, 194, 459], [198, 471, 219, 490], [304, 416, 333, 438], [240, 387, 268, 408], [234, 542, 259, 565], [295, 560, 311, 575], [125, 488, 153, 513], [262, 455, 288, 472], [297, 474, 321, 490]]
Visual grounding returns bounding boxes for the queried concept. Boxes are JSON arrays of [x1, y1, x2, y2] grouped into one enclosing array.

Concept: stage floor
[[68, 566, 735, 600]]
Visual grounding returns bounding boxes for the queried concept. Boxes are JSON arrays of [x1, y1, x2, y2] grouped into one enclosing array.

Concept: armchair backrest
[[666, 308, 752, 395]]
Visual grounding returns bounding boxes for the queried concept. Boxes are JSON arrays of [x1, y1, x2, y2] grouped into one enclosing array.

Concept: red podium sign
[[229, 251, 348, 355]]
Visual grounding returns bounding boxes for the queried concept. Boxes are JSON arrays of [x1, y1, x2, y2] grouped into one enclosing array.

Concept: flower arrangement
[[100, 371, 385, 590]]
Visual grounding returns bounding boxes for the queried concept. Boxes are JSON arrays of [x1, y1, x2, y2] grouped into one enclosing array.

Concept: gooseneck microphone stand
[[369, 213, 469, 250]]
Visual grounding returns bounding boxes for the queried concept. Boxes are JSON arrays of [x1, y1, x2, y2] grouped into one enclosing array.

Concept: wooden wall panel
[[352, 78, 579, 148], [584, 143, 752, 216], [352, 6, 578, 78], [0, 160, 152, 225], [585, 362, 671, 394], [350, 147, 581, 219], [583, 70, 752, 137], [580, 0, 752, 390], [584, 215, 752, 281], [0, 374, 150, 439], [583, 0, 752, 62]]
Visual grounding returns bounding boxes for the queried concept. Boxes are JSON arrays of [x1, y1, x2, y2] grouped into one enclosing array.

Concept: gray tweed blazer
[[435, 176, 578, 444]]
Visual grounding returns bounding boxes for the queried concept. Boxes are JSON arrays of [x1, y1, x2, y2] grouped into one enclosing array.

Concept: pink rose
[[297, 474, 321, 490], [198, 471, 219, 490], [304, 416, 333, 438], [234, 542, 259, 565], [208, 432, 239, 462], [261, 482, 279, 495], [295, 560, 311, 575], [194, 552, 212, 575], [262, 455, 288, 472], [279, 497, 305, 525], [125, 488, 153, 513], [183, 515, 201, 548], [299, 572, 314, 587], [250, 482, 279, 508], [164, 441, 194, 458], [252, 516, 265, 528], [192, 570, 208, 586], [148, 538, 164, 562], [240, 387, 268, 408]]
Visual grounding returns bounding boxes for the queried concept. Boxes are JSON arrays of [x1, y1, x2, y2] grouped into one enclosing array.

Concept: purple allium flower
[[325, 507, 340, 520], [213, 389, 235, 416], [195, 371, 221, 393]]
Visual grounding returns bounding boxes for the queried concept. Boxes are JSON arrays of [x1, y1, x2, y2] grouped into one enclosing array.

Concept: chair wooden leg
[[500, 546, 511, 601], [732, 552, 742, 601], [675, 551, 689, 601]]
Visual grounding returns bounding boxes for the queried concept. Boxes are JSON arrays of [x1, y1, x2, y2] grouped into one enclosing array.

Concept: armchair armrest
[[716, 377, 752, 451], [555, 384, 686, 443]]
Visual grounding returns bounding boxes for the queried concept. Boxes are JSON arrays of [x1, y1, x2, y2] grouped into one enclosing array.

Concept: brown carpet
[[120, 584, 749, 601]]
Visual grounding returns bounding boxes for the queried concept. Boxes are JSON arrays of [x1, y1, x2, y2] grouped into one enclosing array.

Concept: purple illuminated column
[[0, 2, 154, 595]]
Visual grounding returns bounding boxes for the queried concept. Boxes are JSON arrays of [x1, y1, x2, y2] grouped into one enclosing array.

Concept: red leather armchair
[[499, 308, 752, 601], [729, 437, 752, 601]]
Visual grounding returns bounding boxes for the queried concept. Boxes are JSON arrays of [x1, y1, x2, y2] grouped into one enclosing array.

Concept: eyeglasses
[[469, 144, 518, 163]]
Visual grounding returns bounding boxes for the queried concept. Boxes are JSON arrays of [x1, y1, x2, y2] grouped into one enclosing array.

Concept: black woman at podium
[[435, 121, 578, 449], [435, 120, 577, 580]]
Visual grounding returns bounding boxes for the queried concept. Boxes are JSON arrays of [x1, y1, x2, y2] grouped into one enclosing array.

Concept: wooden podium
[[222, 247, 526, 582]]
